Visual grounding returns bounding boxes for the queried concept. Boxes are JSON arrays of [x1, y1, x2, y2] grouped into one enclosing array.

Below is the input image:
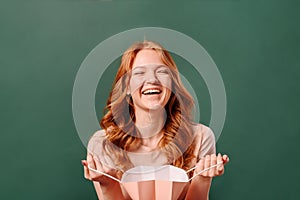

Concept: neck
[[134, 107, 166, 148]]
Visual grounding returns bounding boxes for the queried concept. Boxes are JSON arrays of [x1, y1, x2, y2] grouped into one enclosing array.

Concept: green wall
[[1, 0, 299, 199]]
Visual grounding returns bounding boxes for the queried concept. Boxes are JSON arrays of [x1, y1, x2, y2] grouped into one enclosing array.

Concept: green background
[[1, 0, 299, 199]]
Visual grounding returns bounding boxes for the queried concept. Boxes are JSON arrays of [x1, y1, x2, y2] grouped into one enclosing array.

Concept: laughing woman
[[82, 40, 229, 200]]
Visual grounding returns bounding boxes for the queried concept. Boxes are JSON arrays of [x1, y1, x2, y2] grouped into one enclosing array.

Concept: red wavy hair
[[100, 41, 197, 175]]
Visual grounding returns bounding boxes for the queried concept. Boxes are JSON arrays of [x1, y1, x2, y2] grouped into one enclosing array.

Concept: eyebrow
[[132, 64, 168, 70]]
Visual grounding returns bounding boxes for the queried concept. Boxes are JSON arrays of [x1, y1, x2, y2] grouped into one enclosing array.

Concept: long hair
[[100, 41, 197, 176]]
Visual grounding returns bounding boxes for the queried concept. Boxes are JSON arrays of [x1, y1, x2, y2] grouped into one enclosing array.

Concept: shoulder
[[192, 123, 216, 159], [193, 123, 215, 143], [92, 129, 106, 137], [89, 129, 106, 141], [87, 129, 106, 153], [87, 129, 119, 169]]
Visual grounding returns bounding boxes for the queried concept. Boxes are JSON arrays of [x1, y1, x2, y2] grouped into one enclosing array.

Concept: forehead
[[132, 49, 164, 68]]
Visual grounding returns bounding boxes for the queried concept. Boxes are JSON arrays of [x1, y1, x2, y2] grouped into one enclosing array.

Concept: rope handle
[[188, 162, 223, 181], [88, 166, 121, 183], [88, 161, 223, 183]]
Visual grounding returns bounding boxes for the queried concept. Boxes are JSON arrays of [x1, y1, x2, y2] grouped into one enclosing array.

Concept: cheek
[[129, 78, 143, 94], [159, 77, 172, 90]]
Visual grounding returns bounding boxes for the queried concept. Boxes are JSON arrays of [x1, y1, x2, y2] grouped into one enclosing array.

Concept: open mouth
[[141, 88, 162, 95]]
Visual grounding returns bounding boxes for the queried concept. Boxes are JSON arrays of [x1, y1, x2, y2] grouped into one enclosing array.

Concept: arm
[[185, 176, 212, 200], [184, 125, 221, 200], [93, 180, 125, 200], [185, 153, 229, 200], [82, 156, 126, 200], [83, 130, 126, 200], [93, 181, 104, 200]]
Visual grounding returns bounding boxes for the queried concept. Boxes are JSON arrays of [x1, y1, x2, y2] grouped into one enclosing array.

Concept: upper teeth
[[143, 89, 160, 94]]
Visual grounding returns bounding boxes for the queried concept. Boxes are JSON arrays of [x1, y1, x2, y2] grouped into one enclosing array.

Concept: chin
[[146, 103, 164, 110]]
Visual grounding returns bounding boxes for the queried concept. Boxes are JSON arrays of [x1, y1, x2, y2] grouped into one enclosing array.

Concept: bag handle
[[89, 162, 223, 183], [187, 162, 223, 181], [88, 166, 121, 183]]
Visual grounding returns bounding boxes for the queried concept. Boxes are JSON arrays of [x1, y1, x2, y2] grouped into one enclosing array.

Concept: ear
[[126, 86, 131, 96]]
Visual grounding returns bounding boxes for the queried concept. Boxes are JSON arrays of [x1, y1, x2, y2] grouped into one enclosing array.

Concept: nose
[[144, 71, 159, 84]]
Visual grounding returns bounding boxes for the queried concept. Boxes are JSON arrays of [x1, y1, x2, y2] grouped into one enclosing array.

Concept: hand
[[81, 153, 119, 186], [194, 153, 229, 179]]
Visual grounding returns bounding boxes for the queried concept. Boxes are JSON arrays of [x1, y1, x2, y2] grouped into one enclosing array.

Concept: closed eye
[[157, 69, 169, 74], [133, 71, 145, 75]]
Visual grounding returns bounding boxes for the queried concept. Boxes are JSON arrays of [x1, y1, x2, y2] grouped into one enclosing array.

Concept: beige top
[[87, 123, 216, 172]]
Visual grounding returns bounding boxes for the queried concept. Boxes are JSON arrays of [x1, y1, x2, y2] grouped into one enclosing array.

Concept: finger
[[93, 156, 104, 171], [87, 154, 96, 170], [222, 154, 230, 164], [81, 160, 90, 180], [217, 153, 223, 171], [83, 165, 90, 179], [210, 154, 217, 177], [196, 157, 204, 175], [81, 160, 87, 166], [102, 162, 115, 175], [198, 158, 204, 170], [88, 154, 103, 181], [203, 155, 211, 176]]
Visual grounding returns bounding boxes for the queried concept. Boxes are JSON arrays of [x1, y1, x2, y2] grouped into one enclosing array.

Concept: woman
[[82, 40, 229, 200]]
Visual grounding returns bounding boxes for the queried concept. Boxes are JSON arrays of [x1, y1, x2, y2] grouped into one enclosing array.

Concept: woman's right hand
[[81, 153, 119, 187]]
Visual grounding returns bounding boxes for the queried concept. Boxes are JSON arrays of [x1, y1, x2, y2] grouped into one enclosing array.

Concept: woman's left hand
[[194, 153, 229, 179]]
